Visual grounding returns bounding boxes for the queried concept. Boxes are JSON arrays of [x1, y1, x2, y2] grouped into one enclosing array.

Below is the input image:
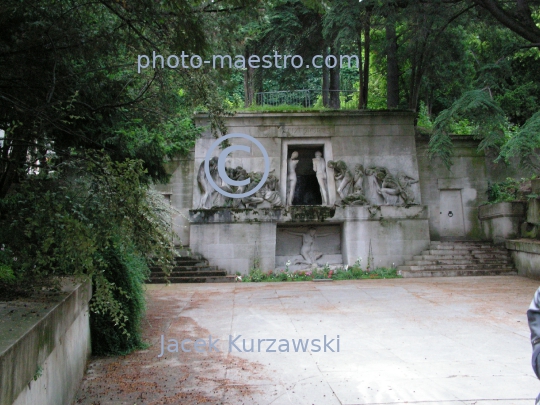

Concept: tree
[[385, 6, 400, 108], [0, 0, 236, 353], [0, 0, 233, 198], [472, 0, 540, 45]]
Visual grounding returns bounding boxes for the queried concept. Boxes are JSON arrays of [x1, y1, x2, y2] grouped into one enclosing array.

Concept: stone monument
[[182, 111, 435, 274]]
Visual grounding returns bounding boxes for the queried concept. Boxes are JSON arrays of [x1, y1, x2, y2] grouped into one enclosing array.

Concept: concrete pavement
[[75, 276, 540, 404]]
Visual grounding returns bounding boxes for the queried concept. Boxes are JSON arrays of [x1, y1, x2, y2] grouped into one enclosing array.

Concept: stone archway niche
[[280, 138, 336, 207]]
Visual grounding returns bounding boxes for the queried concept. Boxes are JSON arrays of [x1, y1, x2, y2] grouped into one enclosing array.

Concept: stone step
[[413, 253, 510, 260], [150, 265, 219, 273], [399, 268, 517, 278], [173, 258, 209, 265], [146, 254, 231, 283], [426, 249, 510, 256], [429, 243, 494, 250], [150, 270, 227, 277], [397, 264, 514, 271], [405, 258, 513, 266], [403, 240, 516, 278], [147, 275, 236, 283]]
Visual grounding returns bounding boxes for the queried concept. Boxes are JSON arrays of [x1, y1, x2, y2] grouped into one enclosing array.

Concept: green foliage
[[90, 242, 150, 355], [417, 102, 434, 130], [33, 366, 43, 381], [0, 265, 15, 284], [0, 152, 175, 355], [242, 263, 401, 282], [428, 89, 507, 169], [499, 112, 540, 173], [0, 0, 230, 197], [486, 176, 535, 203], [0, 244, 15, 283]]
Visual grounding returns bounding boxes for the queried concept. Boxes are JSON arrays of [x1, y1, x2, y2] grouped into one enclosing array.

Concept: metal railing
[[254, 89, 359, 108]]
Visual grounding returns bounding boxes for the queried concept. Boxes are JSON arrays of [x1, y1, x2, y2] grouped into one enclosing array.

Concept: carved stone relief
[[327, 161, 417, 207], [196, 155, 416, 209], [196, 160, 283, 209], [276, 225, 342, 269], [196, 157, 218, 209]]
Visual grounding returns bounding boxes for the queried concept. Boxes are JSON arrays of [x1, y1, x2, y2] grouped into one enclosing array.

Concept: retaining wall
[[0, 280, 92, 405]]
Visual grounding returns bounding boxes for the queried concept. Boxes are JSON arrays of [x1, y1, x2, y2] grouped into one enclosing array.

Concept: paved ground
[[75, 276, 540, 405]]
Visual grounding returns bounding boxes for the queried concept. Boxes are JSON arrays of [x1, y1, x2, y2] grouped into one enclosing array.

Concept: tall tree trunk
[[358, 29, 364, 110], [409, 66, 424, 111], [329, 45, 340, 109], [0, 136, 26, 199], [407, 18, 429, 111], [408, 40, 418, 111], [362, 9, 371, 109], [254, 69, 263, 105], [322, 47, 330, 107], [329, 64, 340, 109], [386, 11, 399, 108], [243, 48, 254, 108]]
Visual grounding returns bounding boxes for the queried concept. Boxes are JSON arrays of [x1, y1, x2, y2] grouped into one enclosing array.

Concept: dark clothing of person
[[528, 287, 540, 378]]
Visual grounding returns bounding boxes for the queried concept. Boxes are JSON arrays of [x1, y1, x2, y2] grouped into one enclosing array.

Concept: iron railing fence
[[254, 89, 359, 108]]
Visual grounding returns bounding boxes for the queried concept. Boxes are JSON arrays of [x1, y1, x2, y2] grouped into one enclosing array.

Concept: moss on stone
[[287, 205, 336, 222]]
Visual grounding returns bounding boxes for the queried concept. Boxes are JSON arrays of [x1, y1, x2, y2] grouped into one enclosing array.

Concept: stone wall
[[189, 220, 277, 274], [501, 182, 540, 279], [153, 154, 194, 246], [340, 206, 430, 268], [416, 134, 488, 241], [0, 281, 92, 405]]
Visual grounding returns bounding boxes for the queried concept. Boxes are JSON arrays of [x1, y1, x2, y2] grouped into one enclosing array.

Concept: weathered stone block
[[478, 202, 526, 244], [506, 239, 540, 279]]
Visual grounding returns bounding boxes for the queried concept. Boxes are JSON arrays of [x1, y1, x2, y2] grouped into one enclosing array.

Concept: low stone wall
[[506, 239, 540, 280], [0, 280, 92, 405], [478, 202, 526, 244]]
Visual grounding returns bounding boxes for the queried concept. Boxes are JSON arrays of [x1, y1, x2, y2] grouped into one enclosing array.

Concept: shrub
[[486, 176, 536, 203], [90, 242, 149, 355], [0, 152, 175, 355]]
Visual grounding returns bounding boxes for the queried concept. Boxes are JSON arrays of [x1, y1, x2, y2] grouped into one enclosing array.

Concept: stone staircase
[[397, 241, 517, 278], [147, 255, 236, 283]]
